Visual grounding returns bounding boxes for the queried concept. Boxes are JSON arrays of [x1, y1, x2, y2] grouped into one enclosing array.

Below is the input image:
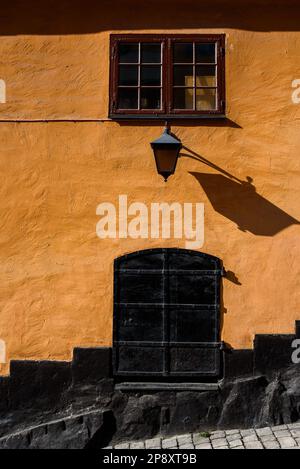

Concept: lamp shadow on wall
[[182, 146, 300, 347], [182, 146, 300, 237]]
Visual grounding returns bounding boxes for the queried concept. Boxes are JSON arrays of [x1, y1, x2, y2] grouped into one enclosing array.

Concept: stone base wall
[[0, 322, 299, 449]]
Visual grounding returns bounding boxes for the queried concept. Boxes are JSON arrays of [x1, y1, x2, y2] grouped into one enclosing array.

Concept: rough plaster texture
[[0, 1, 300, 374]]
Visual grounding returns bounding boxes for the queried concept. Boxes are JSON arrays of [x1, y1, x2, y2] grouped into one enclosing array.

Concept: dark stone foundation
[[0, 324, 299, 449]]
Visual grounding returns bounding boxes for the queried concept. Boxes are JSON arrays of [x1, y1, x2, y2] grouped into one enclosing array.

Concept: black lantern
[[151, 127, 182, 182]]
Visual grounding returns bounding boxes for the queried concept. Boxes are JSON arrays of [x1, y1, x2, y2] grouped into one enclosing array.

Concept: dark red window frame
[[109, 34, 226, 119]]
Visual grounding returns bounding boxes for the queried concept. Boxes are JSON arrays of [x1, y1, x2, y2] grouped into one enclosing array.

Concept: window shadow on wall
[[116, 118, 241, 129], [1, 0, 300, 35], [182, 148, 300, 236]]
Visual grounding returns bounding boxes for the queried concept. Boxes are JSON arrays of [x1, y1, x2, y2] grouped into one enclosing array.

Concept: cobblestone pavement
[[106, 422, 300, 450]]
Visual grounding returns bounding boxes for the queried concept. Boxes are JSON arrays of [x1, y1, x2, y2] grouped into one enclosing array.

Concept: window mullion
[[193, 42, 196, 111], [166, 38, 171, 114], [162, 39, 166, 114], [138, 42, 141, 111]]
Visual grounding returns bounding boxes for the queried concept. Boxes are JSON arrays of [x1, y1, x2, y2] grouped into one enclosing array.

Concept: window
[[110, 35, 225, 119]]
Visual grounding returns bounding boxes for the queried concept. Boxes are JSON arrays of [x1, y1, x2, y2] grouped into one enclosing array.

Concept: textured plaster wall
[[0, 1, 300, 374]]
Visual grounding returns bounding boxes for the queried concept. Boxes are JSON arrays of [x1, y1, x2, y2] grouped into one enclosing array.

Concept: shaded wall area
[[1, 0, 300, 35]]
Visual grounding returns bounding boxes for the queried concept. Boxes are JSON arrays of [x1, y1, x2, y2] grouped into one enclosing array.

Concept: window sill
[[109, 113, 226, 121]]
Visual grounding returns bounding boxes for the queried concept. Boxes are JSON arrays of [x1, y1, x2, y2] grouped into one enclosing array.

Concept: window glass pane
[[118, 88, 139, 109], [173, 88, 194, 109], [196, 66, 216, 87], [174, 66, 194, 86], [141, 88, 161, 109], [196, 43, 216, 63], [196, 88, 216, 110], [119, 43, 139, 63], [173, 43, 193, 63], [141, 66, 161, 86], [119, 65, 138, 86], [141, 43, 161, 63]]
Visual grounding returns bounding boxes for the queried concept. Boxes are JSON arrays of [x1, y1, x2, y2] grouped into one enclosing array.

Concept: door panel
[[169, 274, 217, 304], [169, 308, 218, 342], [116, 345, 165, 375], [118, 273, 164, 304], [169, 346, 220, 374], [118, 306, 164, 342]]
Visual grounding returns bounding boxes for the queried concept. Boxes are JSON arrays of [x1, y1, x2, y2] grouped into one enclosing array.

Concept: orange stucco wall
[[0, 1, 300, 375]]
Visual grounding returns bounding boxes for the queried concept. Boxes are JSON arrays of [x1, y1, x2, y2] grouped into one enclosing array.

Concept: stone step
[[115, 382, 220, 391]]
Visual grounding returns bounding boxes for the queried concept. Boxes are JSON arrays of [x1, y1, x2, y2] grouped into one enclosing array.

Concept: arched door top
[[115, 248, 222, 272]]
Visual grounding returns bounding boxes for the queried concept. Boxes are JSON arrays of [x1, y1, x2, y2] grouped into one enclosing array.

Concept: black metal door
[[113, 249, 223, 378]]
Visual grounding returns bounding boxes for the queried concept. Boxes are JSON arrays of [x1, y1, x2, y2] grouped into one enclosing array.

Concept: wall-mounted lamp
[[151, 126, 182, 182]]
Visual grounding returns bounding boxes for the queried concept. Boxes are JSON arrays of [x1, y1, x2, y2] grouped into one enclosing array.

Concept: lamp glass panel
[[154, 148, 178, 173]]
